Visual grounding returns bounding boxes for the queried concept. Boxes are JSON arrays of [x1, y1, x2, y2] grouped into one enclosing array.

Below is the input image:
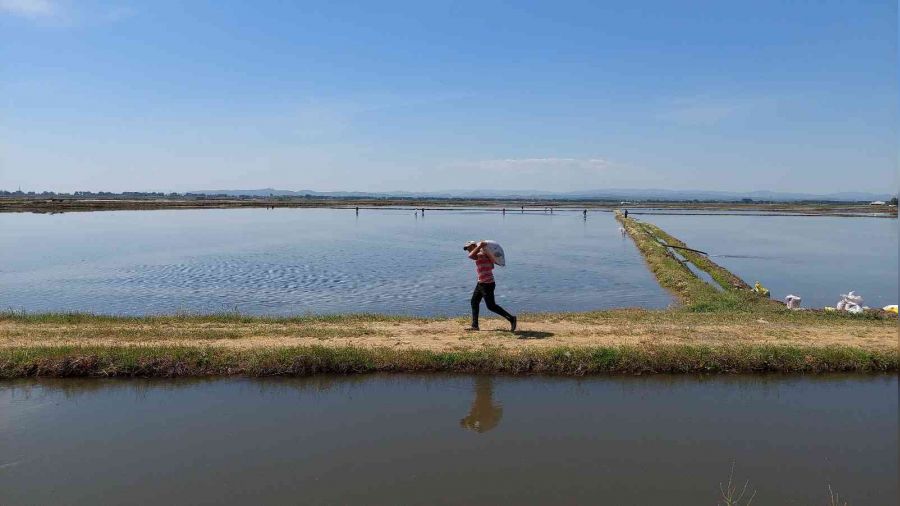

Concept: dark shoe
[[465, 326, 480, 332], [509, 316, 517, 332]]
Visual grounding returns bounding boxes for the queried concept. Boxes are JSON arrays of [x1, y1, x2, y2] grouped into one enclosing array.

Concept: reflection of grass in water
[[718, 464, 855, 506], [828, 485, 849, 506], [719, 462, 756, 505]]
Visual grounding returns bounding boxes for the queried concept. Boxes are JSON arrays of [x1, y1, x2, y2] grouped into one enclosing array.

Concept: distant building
[[870, 201, 886, 205]]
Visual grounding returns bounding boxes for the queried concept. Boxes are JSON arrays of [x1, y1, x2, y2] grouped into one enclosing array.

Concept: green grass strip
[[616, 211, 794, 313], [1, 344, 895, 378]]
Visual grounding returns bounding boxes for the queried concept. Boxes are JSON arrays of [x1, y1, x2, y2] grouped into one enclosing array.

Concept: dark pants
[[471, 282, 513, 327]]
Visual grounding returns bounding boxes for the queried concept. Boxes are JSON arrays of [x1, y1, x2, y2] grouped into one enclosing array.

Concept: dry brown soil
[[2, 313, 895, 352]]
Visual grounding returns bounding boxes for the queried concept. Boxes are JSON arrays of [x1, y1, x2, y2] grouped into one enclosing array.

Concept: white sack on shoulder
[[481, 241, 506, 266]]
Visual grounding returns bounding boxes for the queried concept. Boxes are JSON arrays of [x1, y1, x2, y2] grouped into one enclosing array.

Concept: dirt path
[[3, 313, 895, 352]]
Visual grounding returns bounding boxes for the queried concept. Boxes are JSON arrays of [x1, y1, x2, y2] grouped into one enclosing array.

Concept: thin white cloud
[[466, 157, 613, 172], [657, 96, 775, 127], [100, 4, 135, 22], [0, 1, 136, 25], [275, 92, 470, 144], [0, 0, 57, 18], [428, 157, 652, 192], [659, 103, 737, 126]]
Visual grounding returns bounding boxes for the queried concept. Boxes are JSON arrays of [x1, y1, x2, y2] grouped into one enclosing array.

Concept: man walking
[[464, 241, 516, 331]]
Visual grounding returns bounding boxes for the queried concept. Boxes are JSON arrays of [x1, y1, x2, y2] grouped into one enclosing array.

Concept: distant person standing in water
[[463, 241, 516, 331], [624, 209, 628, 218]]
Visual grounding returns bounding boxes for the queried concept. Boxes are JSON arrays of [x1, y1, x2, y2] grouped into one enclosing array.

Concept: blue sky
[[1, 0, 897, 193]]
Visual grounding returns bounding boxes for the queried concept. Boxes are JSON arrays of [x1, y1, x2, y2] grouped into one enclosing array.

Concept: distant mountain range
[[188, 188, 896, 202]]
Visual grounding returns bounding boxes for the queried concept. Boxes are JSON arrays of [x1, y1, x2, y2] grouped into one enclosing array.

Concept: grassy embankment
[[1, 211, 895, 377], [617, 211, 761, 312]]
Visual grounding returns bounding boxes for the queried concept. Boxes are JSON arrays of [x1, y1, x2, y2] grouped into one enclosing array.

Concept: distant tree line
[[1, 190, 897, 205], [0, 190, 179, 197]]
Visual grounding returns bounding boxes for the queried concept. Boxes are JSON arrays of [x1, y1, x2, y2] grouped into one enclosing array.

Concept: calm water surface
[[0, 209, 671, 316], [1, 375, 895, 505], [643, 214, 898, 308]]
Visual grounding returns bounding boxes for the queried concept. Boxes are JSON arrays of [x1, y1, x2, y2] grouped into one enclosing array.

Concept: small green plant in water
[[719, 462, 757, 506], [828, 484, 848, 506]]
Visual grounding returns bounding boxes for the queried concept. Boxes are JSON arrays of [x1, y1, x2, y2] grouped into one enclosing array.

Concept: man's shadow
[[514, 330, 554, 340]]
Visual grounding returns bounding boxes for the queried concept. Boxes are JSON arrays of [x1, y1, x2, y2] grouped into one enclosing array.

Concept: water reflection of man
[[459, 377, 503, 433]]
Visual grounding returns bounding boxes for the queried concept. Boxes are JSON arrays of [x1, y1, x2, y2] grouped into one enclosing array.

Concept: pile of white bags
[[836, 291, 864, 314], [784, 294, 802, 309]]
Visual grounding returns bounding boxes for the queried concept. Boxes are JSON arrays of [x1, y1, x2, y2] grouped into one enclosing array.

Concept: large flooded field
[[1, 374, 895, 505], [1, 209, 896, 315], [642, 214, 898, 308], [0, 208, 671, 316]]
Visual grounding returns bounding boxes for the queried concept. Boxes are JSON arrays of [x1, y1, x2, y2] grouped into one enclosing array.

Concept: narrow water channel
[[1, 374, 895, 504], [642, 214, 899, 308]]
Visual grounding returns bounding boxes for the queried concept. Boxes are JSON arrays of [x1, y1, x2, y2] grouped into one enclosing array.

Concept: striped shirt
[[470, 252, 495, 283]]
